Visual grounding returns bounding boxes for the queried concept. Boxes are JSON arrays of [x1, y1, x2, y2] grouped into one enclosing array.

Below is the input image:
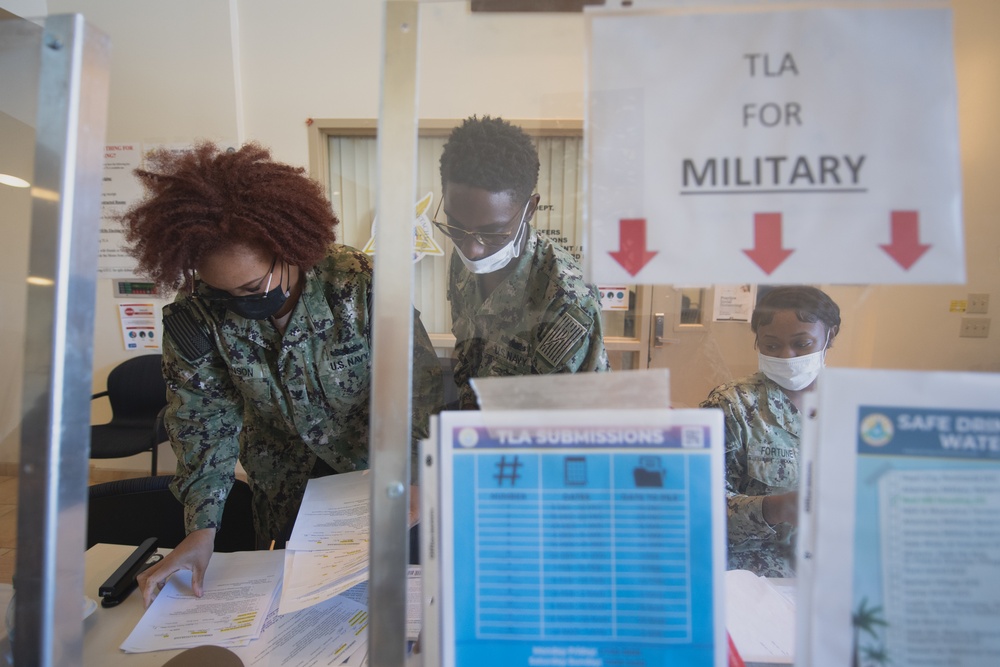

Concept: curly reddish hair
[[121, 141, 338, 292]]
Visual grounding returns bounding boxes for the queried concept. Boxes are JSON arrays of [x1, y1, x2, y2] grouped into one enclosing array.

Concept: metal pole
[[369, 2, 420, 666], [14, 14, 109, 666]]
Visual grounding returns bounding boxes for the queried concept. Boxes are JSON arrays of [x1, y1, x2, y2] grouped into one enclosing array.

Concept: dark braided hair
[[439, 116, 539, 202], [751, 285, 842, 337], [121, 141, 338, 293]]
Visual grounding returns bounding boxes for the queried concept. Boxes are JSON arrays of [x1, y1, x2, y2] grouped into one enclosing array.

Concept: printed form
[[431, 409, 727, 667], [280, 471, 372, 615], [120, 550, 283, 653]]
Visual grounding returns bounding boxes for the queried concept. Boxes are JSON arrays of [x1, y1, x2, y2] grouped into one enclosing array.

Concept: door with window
[[645, 285, 759, 408]]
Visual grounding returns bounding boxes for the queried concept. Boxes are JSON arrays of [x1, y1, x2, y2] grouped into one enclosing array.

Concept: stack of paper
[[120, 527, 374, 665], [724, 569, 794, 664], [121, 550, 284, 653], [279, 471, 372, 614], [233, 581, 371, 666], [122, 470, 428, 665]]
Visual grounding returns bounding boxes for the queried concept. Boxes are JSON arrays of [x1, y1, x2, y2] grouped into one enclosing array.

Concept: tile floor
[[0, 470, 149, 585]]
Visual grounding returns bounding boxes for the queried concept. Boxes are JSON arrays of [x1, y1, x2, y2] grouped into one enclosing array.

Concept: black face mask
[[223, 285, 288, 320], [203, 257, 289, 320]]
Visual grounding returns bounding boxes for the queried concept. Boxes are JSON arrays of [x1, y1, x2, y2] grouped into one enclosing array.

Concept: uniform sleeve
[[162, 299, 242, 534], [447, 255, 480, 410], [701, 387, 780, 547], [534, 289, 610, 375], [452, 332, 481, 410]]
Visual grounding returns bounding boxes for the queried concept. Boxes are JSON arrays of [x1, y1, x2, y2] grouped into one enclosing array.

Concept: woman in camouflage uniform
[[701, 286, 840, 577], [122, 142, 441, 606]]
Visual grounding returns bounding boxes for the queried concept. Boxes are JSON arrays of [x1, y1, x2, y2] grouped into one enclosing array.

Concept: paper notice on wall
[[597, 285, 630, 311], [713, 284, 756, 322], [100, 141, 241, 278], [118, 302, 160, 351], [100, 144, 143, 277]]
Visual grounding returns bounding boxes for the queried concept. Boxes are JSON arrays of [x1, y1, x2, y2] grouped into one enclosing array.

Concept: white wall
[[2, 0, 997, 467], [0, 118, 34, 464], [0, 0, 44, 20]]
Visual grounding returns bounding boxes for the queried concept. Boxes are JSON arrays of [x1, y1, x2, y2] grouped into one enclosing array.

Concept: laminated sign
[[421, 409, 728, 667], [586, 7, 963, 284]]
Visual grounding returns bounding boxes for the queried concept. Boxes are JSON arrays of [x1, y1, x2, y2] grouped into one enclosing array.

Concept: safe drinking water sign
[[585, 7, 963, 284]]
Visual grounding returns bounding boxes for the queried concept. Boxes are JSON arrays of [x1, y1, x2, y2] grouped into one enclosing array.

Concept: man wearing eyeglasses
[[438, 116, 610, 409]]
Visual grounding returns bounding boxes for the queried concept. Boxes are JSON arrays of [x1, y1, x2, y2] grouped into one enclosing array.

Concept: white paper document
[[285, 471, 371, 550], [587, 7, 963, 284], [233, 585, 370, 666], [339, 568, 423, 642], [121, 549, 283, 653], [712, 285, 756, 323], [279, 548, 370, 615], [725, 570, 794, 664], [280, 471, 373, 614]]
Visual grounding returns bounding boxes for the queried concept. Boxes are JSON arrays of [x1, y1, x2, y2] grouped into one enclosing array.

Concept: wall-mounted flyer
[[799, 368, 1000, 667], [421, 409, 726, 667], [117, 302, 160, 352]]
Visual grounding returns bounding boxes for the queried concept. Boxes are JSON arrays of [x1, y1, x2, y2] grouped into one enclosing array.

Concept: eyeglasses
[[201, 255, 280, 302], [431, 196, 532, 249]]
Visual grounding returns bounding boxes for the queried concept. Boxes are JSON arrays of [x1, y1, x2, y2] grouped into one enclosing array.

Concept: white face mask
[[455, 216, 528, 275], [758, 347, 826, 391]]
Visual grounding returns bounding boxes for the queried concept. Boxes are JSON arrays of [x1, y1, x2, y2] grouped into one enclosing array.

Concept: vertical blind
[[327, 133, 585, 337]]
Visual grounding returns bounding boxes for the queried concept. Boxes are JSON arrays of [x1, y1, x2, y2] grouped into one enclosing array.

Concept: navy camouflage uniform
[[701, 372, 800, 577], [447, 226, 610, 409], [162, 246, 442, 547]]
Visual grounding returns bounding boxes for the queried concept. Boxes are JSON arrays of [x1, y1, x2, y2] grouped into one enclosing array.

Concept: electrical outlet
[[959, 317, 990, 338], [967, 293, 990, 314]]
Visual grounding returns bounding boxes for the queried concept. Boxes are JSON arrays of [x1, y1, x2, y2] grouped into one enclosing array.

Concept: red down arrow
[[743, 212, 793, 275], [609, 218, 657, 276], [880, 210, 931, 270]]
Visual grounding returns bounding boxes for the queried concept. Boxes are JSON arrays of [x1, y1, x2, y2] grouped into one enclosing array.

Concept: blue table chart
[[437, 414, 726, 667]]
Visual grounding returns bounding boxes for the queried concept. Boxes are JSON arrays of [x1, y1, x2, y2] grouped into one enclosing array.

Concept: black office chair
[[90, 354, 168, 476], [87, 475, 257, 552]]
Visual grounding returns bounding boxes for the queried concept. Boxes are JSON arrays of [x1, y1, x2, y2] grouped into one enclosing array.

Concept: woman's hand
[[762, 491, 799, 527], [136, 528, 216, 608]]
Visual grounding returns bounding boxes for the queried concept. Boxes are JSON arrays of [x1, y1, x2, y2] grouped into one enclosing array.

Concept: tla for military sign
[[586, 7, 963, 284]]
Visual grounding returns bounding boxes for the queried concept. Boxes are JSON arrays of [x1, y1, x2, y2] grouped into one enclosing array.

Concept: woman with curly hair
[[123, 142, 441, 606]]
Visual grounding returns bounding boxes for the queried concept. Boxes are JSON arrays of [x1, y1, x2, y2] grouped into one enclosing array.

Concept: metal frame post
[[369, 2, 420, 666], [13, 14, 109, 666]]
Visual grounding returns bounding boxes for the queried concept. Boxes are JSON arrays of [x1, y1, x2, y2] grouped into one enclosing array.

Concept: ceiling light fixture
[[0, 173, 30, 188]]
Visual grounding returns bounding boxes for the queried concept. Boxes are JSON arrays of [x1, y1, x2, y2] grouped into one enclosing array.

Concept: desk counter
[[4, 546, 792, 666], [84, 544, 184, 666]]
